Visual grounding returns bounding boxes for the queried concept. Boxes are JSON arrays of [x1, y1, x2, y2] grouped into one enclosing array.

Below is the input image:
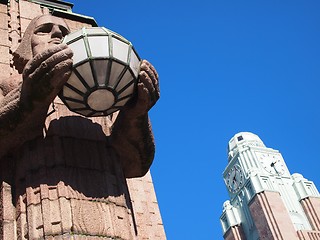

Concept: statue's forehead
[[34, 15, 68, 29]]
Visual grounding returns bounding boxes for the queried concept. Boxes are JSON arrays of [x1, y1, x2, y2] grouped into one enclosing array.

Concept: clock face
[[256, 152, 285, 175], [225, 165, 244, 193]]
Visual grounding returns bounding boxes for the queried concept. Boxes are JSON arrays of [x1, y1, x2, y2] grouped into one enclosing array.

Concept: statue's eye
[[60, 26, 69, 37], [34, 23, 53, 35]]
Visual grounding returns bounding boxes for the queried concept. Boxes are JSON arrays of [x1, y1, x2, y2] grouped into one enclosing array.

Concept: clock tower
[[220, 132, 320, 240]]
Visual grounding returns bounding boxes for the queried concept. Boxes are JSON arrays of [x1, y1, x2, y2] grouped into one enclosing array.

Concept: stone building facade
[[0, 0, 165, 239], [220, 132, 320, 240]]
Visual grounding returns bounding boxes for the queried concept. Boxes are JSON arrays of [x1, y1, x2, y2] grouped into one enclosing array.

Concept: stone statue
[[0, 14, 159, 239]]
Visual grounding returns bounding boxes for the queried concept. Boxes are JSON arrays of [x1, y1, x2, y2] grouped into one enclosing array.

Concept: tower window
[[237, 136, 243, 141]]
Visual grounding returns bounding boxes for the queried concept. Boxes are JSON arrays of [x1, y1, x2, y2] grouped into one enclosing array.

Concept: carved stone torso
[[1, 100, 138, 239]]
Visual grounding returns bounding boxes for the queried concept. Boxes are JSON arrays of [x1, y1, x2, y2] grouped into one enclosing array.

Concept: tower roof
[[227, 132, 265, 160]]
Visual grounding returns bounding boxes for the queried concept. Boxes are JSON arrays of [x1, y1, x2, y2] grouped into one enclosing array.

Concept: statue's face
[[31, 15, 69, 56]]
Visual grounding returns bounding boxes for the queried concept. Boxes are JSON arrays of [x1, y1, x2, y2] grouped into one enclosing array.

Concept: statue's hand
[[122, 60, 160, 117], [21, 43, 73, 108]]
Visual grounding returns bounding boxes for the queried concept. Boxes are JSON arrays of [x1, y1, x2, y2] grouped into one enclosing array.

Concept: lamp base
[[87, 89, 115, 112]]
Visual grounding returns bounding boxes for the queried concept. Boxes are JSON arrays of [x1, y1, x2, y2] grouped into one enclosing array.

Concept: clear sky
[[71, 1, 320, 239]]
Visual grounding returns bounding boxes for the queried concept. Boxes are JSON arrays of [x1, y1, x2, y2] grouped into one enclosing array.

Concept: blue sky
[[72, 1, 320, 239]]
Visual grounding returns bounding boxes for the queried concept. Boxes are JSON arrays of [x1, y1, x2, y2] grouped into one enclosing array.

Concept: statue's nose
[[51, 25, 63, 39]]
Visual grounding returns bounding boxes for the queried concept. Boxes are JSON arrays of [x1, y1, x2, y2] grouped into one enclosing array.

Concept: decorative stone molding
[[8, 0, 20, 75]]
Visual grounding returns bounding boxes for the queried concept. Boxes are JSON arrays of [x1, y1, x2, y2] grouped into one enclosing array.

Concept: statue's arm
[[0, 44, 72, 158], [0, 77, 22, 133], [110, 60, 160, 178], [0, 77, 32, 157]]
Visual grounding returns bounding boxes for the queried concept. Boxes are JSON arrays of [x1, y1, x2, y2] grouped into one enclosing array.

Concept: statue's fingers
[[140, 61, 158, 87], [149, 64, 159, 95], [28, 47, 73, 83], [136, 82, 150, 103], [144, 60, 159, 81], [140, 60, 160, 99], [48, 59, 73, 89], [23, 44, 70, 79], [139, 71, 155, 96], [30, 59, 72, 102], [138, 72, 159, 108]]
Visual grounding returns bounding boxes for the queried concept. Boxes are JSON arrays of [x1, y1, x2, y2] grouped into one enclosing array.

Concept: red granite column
[[249, 191, 298, 240], [296, 197, 320, 239], [223, 225, 246, 240], [300, 197, 320, 231]]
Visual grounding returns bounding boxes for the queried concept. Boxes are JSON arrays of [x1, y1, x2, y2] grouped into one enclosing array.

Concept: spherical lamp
[[59, 27, 141, 117]]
